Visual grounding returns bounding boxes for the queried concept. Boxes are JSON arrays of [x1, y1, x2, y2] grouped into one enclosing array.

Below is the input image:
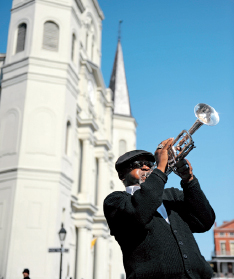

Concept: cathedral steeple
[[109, 22, 132, 116]]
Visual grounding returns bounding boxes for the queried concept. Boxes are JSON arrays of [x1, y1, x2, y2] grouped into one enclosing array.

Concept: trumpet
[[166, 103, 219, 176]]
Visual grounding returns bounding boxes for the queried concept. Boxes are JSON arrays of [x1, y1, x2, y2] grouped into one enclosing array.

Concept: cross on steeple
[[118, 20, 123, 41]]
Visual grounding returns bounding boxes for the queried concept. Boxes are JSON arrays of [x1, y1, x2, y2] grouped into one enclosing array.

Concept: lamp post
[[58, 223, 67, 279]]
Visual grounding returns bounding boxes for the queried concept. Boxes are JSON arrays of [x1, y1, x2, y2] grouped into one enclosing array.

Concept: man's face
[[23, 273, 29, 278], [123, 156, 154, 186]]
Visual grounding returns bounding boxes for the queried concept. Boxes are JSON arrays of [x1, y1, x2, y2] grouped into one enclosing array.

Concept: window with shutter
[[230, 242, 234, 255], [16, 23, 27, 53], [220, 242, 226, 255], [43, 21, 59, 51]]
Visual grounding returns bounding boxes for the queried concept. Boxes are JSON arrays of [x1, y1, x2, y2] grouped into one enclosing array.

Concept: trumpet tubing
[[166, 103, 219, 176]]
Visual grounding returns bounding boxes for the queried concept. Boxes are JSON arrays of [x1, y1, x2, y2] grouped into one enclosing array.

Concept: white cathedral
[[0, 0, 137, 279]]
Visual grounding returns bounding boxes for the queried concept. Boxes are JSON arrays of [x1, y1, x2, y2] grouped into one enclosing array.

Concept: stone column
[[80, 139, 90, 194], [93, 236, 108, 279], [105, 106, 112, 142], [97, 157, 106, 209], [76, 227, 91, 279], [217, 261, 221, 275]]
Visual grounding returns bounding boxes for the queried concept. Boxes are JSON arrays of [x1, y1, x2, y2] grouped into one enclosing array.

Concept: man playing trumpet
[[104, 138, 215, 279]]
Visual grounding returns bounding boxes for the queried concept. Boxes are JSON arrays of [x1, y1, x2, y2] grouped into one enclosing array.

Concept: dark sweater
[[104, 168, 215, 279]]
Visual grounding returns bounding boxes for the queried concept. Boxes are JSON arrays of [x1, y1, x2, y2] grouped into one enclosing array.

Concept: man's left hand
[[174, 159, 193, 183]]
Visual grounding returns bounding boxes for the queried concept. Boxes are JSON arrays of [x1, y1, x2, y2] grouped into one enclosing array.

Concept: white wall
[[0, 0, 136, 278]]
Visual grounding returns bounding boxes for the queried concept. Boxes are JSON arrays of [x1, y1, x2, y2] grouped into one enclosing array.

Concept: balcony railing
[[212, 251, 234, 257], [212, 273, 234, 278]]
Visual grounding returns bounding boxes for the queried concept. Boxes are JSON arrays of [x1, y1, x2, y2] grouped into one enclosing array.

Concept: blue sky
[[1, 0, 234, 261], [99, 0, 234, 261]]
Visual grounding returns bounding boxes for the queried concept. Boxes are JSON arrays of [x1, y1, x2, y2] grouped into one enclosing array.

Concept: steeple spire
[[109, 22, 132, 117]]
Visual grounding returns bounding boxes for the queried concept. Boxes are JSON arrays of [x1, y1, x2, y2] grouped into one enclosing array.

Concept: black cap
[[115, 150, 155, 173], [23, 269, 29, 274]]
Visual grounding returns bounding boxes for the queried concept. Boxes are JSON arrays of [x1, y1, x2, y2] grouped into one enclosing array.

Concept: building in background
[[210, 220, 234, 278], [0, 0, 136, 278]]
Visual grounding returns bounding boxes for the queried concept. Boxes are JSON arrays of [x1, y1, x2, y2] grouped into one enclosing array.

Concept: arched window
[[43, 21, 59, 51], [16, 23, 27, 53], [91, 35, 94, 61], [85, 15, 95, 61], [94, 158, 99, 206], [0, 109, 20, 154], [77, 139, 83, 193], [71, 33, 76, 61], [119, 140, 126, 156], [65, 121, 71, 155], [85, 31, 89, 51]]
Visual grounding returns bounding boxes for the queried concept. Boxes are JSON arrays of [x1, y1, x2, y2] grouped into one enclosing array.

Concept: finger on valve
[[158, 138, 174, 150]]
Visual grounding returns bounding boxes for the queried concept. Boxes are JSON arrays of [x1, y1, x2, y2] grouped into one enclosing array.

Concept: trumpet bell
[[194, 103, 219, 126]]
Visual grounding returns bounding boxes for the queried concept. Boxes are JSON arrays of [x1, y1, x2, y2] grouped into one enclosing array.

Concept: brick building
[[210, 220, 234, 278]]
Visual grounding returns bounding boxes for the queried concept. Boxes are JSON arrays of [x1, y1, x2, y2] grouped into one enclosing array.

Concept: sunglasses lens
[[133, 162, 142, 168], [130, 161, 154, 169], [146, 162, 154, 168]]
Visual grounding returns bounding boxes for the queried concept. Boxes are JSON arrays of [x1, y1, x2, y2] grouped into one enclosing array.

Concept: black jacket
[[104, 168, 215, 279]]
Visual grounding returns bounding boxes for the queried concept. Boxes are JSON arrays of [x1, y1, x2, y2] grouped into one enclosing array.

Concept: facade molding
[[91, 0, 104, 20], [95, 139, 111, 151], [77, 115, 99, 132], [0, 167, 73, 183], [74, 0, 85, 13], [11, 0, 35, 12]]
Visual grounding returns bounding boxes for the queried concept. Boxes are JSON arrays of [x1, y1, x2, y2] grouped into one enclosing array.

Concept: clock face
[[88, 80, 95, 105]]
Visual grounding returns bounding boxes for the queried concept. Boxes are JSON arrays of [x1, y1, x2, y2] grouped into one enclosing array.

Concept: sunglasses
[[129, 161, 155, 170]]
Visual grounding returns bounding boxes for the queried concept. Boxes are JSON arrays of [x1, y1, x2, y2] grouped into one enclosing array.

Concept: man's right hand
[[154, 138, 174, 173]]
